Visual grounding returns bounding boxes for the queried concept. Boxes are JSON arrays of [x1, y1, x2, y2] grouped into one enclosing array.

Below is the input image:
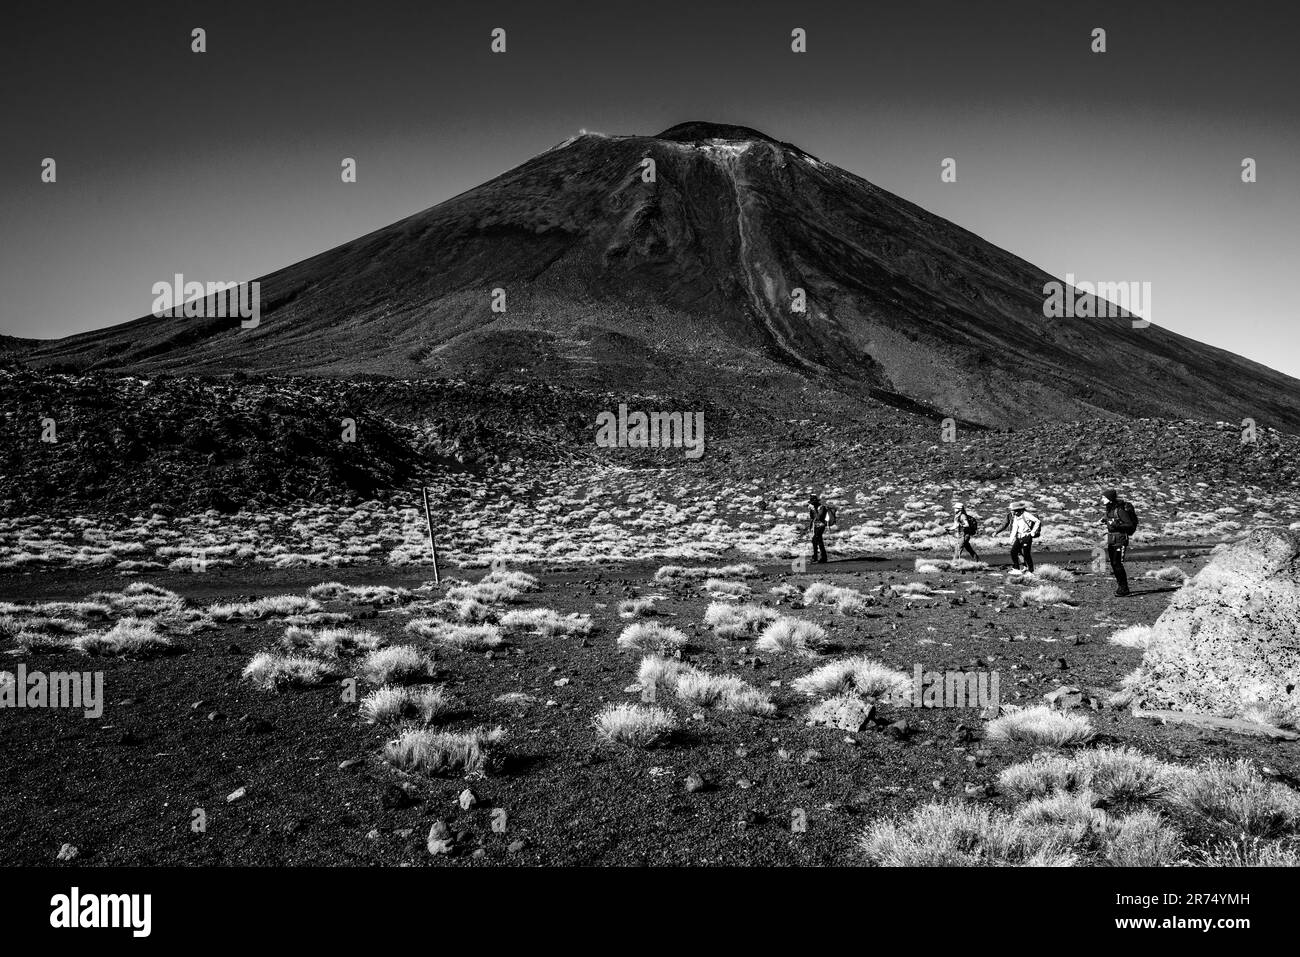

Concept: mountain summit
[[29, 122, 1300, 430]]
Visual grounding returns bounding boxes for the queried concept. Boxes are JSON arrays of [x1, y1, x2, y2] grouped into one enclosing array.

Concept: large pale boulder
[[1121, 528, 1300, 728]]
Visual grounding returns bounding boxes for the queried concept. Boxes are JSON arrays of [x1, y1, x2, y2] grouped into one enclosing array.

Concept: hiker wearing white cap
[[951, 503, 980, 561], [1007, 501, 1041, 572]]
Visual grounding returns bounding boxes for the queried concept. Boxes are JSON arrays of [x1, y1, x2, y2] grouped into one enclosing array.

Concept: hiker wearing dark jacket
[[1101, 488, 1136, 596], [807, 494, 830, 564], [951, 503, 980, 561]]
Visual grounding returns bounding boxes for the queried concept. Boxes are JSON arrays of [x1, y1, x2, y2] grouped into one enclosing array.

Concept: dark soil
[[3, 544, 1296, 867]]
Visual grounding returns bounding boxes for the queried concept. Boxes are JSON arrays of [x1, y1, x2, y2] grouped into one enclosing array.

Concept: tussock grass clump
[[13, 630, 72, 653], [1021, 584, 1073, 605], [617, 622, 688, 654], [102, 582, 187, 618], [618, 597, 659, 618], [637, 654, 693, 692], [986, 706, 1094, 746], [755, 617, 828, 655], [1173, 759, 1300, 838], [1144, 565, 1188, 583], [242, 652, 338, 691], [1199, 836, 1300, 867], [383, 726, 506, 775], [890, 582, 933, 596], [702, 578, 751, 599], [32, 601, 113, 620], [362, 645, 433, 684], [793, 656, 910, 698], [861, 797, 1184, 868], [803, 583, 871, 614], [73, 618, 175, 658], [859, 802, 1077, 867], [1102, 810, 1185, 867], [704, 602, 778, 639], [593, 703, 677, 747], [445, 569, 540, 607], [1108, 624, 1157, 649], [654, 563, 757, 582], [498, 608, 593, 638], [281, 625, 383, 657], [998, 747, 1184, 807], [674, 671, 776, 716], [208, 595, 322, 621], [1029, 564, 1075, 583], [307, 582, 411, 605], [283, 611, 354, 627], [360, 684, 452, 724], [435, 623, 504, 650], [1013, 790, 1106, 835], [407, 618, 503, 649]]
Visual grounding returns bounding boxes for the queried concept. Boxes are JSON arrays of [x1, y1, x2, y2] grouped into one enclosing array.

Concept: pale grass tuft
[[998, 747, 1185, 807], [1173, 759, 1300, 838], [617, 622, 688, 654], [1029, 564, 1075, 583], [360, 684, 452, 724], [755, 617, 828, 655], [704, 602, 778, 639], [208, 595, 322, 621], [383, 726, 507, 775], [73, 617, 175, 658], [362, 645, 434, 683], [1108, 624, 1157, 649], [1021, 584, 1073, 605], [674, 671, 775, 716], [792, 656, 910, 698], [593, 702, 678, 747], [986, 705, 1094, 746], [803, 582, 871, 614], [859, 801, 1077, 867], [498, 607, 593, 638], [242, 651, 338, 691]]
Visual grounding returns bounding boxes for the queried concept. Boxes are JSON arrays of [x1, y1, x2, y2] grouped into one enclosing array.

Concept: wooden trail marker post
[[421, 485, 440, 584]]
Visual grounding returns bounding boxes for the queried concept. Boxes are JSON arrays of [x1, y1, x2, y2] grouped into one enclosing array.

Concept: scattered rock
[[427, 820, 453, 856], [807, 694, 873, 732], [684, 772, 708, 793], [338, 758, 363, 771], [226, 787, 246, 803], [508, 839, 527, 854], [458, 788, 478, 810], [1044, 685, 1084, 710], [56, 843, 78, 862]]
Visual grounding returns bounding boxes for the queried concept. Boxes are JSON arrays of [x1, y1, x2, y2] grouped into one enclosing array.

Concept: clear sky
[[2, 0, 1297, 378]]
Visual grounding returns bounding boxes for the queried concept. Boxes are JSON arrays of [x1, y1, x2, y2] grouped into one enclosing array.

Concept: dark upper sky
[[3, 0, 1297, 376]]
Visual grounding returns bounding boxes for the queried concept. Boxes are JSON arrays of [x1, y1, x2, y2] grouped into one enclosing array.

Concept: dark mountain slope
[[23, 122, 1300, 431]]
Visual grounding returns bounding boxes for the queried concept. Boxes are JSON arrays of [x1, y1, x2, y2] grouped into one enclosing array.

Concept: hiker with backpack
[[1100, 488, 1138, 596], [807, 493, 835, 564], [951, 502, 980, 561], [1005, 501, 1041, 572]]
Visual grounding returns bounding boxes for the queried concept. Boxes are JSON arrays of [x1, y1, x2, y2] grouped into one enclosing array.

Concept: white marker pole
[[421, 485, 440, 584]]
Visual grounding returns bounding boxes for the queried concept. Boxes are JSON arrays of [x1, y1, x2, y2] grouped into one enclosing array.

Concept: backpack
[[1117, 501, 1139, 535], [1030, 514, 1042, 539], [962, 512, 980, 536], [825, 505, 838, 527]]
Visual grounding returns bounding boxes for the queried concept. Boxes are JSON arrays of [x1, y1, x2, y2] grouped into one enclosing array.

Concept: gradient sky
[[3, 0, 1297, 378]]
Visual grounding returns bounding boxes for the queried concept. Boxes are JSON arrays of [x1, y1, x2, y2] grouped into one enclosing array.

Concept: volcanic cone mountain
[[27, 121, 1300, 431]]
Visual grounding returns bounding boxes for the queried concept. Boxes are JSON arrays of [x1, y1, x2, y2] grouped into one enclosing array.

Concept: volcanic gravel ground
[[2, 545, 1297, 866]]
